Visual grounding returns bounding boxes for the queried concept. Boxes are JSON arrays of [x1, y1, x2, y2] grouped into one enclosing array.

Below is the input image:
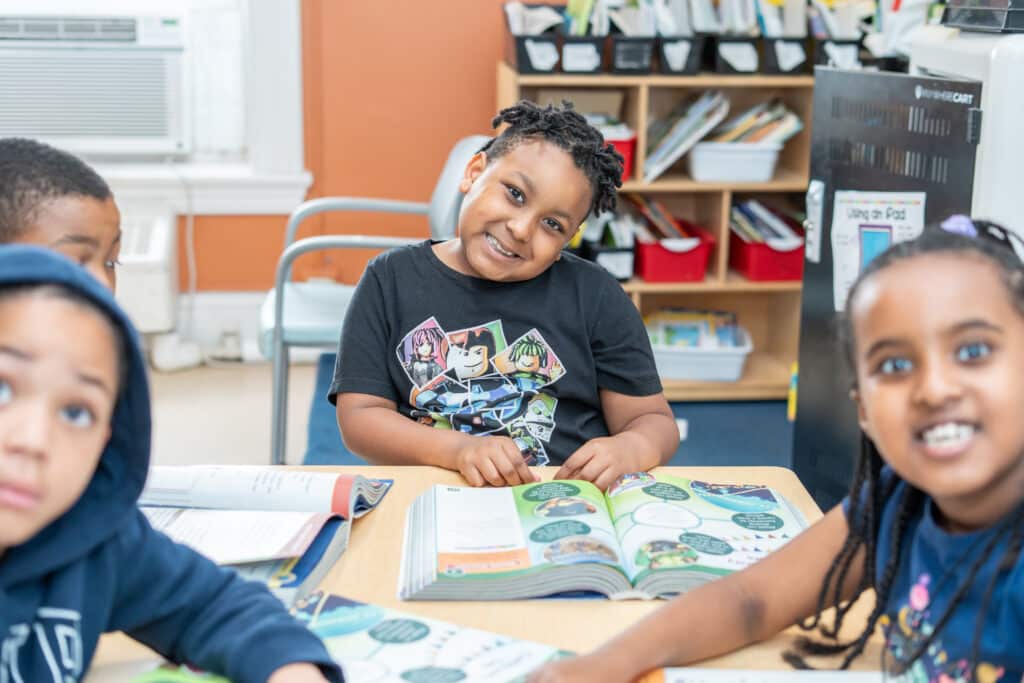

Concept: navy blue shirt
[[845, 471, 1024, 680]]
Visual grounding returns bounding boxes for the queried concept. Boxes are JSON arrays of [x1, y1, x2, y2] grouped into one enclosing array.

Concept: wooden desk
[[90, 466, 882, 678]]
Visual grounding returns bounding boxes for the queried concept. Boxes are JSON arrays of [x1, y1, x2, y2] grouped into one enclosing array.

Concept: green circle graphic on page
[[400, 667, 467, 683], [368, 618, 430, 644], [641, 483, 690, 501], [678, 532, 734, 555], [732, 512, 785, 531], [530, 520, 592, 543], [522, 482, 582, 501]]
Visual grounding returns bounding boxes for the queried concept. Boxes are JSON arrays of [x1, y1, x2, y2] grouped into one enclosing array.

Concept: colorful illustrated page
[[295, 593, 569, 682], [604, 473, 806, 583], [433, 482, 623, 580]]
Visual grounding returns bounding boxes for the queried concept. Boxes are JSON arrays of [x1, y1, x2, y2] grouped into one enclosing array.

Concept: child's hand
[[454, 436, 541, 487], [554, 435, 649, 490], [267, 662, 331, 683]]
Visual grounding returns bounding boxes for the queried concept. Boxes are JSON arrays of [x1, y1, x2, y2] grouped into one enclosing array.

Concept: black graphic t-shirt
[[329, 240, 662, 466]]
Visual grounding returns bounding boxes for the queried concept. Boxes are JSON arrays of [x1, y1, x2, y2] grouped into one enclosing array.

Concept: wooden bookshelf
[[497, 62, 811, 402]]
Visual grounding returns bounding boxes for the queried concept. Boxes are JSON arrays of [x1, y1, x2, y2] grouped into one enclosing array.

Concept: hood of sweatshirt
[[0, 245, 150, 591]]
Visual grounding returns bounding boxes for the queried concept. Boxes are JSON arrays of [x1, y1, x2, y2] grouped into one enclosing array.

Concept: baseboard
[[174, 291, 330, 364]]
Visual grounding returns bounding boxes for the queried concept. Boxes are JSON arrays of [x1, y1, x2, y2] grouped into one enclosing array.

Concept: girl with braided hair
[[530, 217, 1024, 682]]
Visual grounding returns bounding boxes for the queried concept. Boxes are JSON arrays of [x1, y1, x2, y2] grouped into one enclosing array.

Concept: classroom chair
[[262, 134, 491, 465]]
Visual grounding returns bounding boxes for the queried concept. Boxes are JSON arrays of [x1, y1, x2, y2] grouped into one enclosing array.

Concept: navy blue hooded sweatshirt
[[0, 246, 343, 683]]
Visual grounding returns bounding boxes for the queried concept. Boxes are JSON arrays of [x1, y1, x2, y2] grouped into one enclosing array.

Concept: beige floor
[[148, 363, 319, 467]]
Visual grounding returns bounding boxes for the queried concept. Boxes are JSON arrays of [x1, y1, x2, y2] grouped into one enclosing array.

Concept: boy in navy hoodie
[[0, 246, 342, 683]]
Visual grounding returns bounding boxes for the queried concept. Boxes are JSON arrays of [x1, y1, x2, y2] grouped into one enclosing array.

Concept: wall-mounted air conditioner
[[0, 13, 188, 157]]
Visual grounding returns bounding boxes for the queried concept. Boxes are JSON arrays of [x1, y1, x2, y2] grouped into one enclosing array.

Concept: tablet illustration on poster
[[830, 190, 926, 312]]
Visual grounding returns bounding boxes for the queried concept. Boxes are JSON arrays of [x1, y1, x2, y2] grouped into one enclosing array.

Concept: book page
[[433, 481, 624, 578], [140, 465, 352, 515], [142, 508, 333, 565], [604, 473, 807, 584], [297, 592, 570, 681]]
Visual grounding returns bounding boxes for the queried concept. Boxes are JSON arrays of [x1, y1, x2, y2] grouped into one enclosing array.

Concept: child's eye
[[505, 185, 524, 204], [0, 379, 11, 405], [956, 341, 991, 362], [543, 218, 565, 234], [105, 258, 121, 270], [878, 357, 913, 375], [60, 404, 96, 428]]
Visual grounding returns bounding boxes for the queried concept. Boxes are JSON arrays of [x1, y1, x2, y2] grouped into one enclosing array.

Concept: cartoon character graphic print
[[396, 317, 564, 466], [880, 573, 1007, 682]]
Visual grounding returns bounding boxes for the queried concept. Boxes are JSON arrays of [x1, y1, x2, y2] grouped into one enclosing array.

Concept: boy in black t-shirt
[[331, 101, 678, 490]]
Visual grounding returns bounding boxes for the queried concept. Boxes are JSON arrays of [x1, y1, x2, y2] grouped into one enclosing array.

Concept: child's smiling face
[[445, 140, 592, 282], [0, 293, 118, 552], [20, 195, 122, 290], [850, 253, 1024, 528]]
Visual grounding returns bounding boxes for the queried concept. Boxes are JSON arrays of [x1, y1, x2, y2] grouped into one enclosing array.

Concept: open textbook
[[139, 466, 391, 605], [125, 592, 568, 683], [399, 472, 807, 600]]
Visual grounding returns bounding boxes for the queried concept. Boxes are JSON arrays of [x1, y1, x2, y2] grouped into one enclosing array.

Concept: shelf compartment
[[661, 350, 792, 401]]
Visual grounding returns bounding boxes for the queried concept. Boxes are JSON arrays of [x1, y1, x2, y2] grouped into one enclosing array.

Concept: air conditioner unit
[[116, 212, 178, 334], [0, 13, 188, 157]]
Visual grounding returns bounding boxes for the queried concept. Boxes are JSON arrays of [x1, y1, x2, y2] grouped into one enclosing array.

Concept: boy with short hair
[[332, 102, 679, 490], [0, 137, 122, 289], [0, 246, 339, 683]]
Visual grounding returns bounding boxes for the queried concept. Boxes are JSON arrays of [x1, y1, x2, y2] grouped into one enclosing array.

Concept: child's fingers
[[555, 448, 594, 480], [461, 463, 486, 487], [592, 466, 621, 492], [575, 452, 612, 484], [505, 443, 537, 484], [493, 446, 527, 486], [477, 456, 506, 487]]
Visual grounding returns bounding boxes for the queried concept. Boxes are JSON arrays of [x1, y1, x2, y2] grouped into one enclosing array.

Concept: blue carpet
[[304, 353, 793, 469], [304, 353, 366, 465]]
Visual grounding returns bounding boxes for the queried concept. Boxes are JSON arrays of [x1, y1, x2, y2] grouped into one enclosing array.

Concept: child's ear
[[850, 387, 872, 437], [459, 152, 488, 193]]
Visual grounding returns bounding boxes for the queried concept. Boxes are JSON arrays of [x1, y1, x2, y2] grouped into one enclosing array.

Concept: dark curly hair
[[0, 137, 111, 242], [480, 100, 623, 217], [785, 219, 1024, 678]]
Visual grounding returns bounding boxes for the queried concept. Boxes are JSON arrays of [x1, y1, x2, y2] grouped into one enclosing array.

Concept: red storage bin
[[607, 134, 636, 182], [634, 222, 716, 282], [729, 228, 805, 281]]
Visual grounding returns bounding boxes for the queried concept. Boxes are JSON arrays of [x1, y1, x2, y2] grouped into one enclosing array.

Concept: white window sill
[[96, 162, 312, 215]]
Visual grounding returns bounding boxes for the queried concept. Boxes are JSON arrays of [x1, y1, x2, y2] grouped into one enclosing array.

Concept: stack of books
[[730, 200, 803, 249], [646, 309, 741, 349], [644, 91, 730, 183], [625, 195, 697, 244], [710, 100, 803, 145]]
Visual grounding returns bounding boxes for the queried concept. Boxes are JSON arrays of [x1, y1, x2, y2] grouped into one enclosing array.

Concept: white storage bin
[[652, 327, 753, 382], [687, 142, 782, 183]]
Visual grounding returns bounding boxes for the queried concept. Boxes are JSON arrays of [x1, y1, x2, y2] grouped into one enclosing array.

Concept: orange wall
[[180, 0, 509, 291]]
